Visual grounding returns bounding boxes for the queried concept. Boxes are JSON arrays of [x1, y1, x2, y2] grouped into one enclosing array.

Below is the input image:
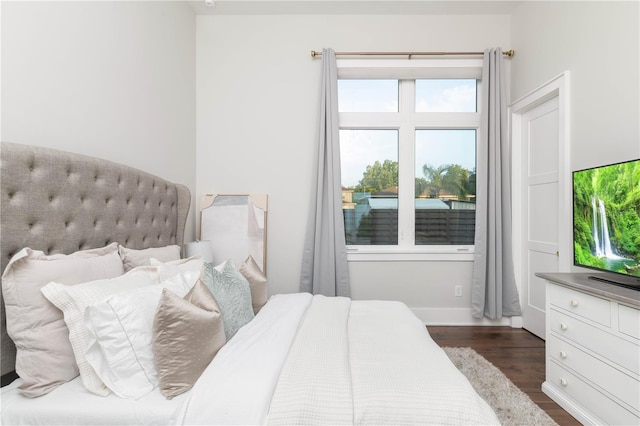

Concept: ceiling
[[187, 0, 523, 15]]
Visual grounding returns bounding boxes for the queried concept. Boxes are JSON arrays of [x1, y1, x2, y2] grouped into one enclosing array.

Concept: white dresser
[[537, 273, 640, 425]]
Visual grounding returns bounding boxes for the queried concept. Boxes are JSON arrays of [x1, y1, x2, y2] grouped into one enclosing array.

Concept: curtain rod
[[310, 49, 514, 58]]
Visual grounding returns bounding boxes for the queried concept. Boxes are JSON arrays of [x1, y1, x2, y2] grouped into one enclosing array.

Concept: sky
[[338, 79, 477, 188]]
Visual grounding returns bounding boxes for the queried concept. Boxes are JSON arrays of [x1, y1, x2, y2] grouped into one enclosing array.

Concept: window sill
[[346, 246, 475, 262]]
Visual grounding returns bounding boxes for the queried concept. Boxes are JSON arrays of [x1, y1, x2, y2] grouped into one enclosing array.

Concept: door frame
[[510, 72, 571, 333]]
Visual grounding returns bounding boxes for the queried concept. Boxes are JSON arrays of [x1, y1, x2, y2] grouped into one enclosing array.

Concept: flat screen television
[[573, 158, 640, 289]]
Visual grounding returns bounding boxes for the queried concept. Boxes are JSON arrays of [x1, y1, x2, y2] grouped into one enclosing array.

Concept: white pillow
[[118, 245, 181, 272], [149, 256, 204, 286], [84, 272, 193, 399], [41, 266, 161, 396], [1, 243, 124, 398]]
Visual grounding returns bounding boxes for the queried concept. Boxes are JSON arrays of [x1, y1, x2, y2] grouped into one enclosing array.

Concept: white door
[[511, 73, 570, 339]]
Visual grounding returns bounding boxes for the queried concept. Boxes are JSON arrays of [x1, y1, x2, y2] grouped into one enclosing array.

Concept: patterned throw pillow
[[200, 261, 254, 339], [153, 281, 226, 399]]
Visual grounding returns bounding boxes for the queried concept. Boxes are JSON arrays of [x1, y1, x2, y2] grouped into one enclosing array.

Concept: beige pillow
[[238, 255, 268, 315], [153, 281, 226, 400], [118, 245, 181, 272], [1, 243, 124, 398], [41, 267, 160, 396]]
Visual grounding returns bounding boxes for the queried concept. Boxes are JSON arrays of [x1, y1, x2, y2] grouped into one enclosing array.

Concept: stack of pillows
[[1, 242, 268, 400]]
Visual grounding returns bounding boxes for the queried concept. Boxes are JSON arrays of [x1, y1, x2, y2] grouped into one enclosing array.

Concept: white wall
[[1, 1, 197, 240], [196, 13, 511, 323], [510, 1, 639, 281], [8, 1, 633, 324], [511, 1, 640, 170]]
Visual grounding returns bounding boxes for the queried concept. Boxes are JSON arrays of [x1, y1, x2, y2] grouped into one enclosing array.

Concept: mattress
[[1, 375, 188, 425]]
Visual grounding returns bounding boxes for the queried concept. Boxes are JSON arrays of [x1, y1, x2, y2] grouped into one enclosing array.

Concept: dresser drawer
[[550, 309, 640, 375], [619, 304, 640, 340], [548, 361, 640, 425], [548, 284, 611, 327], [548, 336, 640, 411]]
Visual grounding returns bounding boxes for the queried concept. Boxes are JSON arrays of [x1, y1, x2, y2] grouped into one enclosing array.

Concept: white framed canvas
[[199, 194, 267, 273]]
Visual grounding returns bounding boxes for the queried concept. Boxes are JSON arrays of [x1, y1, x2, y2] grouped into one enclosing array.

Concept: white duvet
[[2, 293, 500, 426], [179, 293, 499, 425]]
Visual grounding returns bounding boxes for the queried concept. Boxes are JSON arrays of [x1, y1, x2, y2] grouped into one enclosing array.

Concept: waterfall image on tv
[[573, 159, 640, 280]]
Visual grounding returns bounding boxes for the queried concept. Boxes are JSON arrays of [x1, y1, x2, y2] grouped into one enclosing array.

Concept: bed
[[0, 141, 500, 425]]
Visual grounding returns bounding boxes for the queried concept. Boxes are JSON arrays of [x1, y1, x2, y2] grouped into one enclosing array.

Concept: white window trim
[[339, 59, 482, 261]]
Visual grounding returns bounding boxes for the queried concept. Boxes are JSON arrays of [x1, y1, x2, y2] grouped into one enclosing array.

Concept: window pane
[[415, 79, 477, 112], [415, 130, 476, 245], [338, 79, 398, 112], [341, 129, 398, 245]]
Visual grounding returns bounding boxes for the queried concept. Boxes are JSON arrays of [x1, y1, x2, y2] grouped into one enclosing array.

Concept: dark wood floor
[[428, 326, 581, 426]]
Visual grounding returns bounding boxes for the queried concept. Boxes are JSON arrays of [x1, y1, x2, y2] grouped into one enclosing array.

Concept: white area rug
[[443, 347, 559, 426]]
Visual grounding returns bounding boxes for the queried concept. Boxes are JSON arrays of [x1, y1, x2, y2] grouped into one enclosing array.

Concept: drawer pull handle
[[560, 378, 568, 387], [570, 299, 579, 307], [560, 323, 568, 331], [559, 351, 567, 359]]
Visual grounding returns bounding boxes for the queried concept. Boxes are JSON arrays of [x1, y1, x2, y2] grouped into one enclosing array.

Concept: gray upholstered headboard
[[0, 142, 191, 379]]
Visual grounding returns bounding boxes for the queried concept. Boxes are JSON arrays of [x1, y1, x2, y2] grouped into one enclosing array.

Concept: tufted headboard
[[0, 142, 191, 379]]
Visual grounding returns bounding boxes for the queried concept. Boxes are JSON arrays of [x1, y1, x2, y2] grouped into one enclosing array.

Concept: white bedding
[[267, 296, 500, 425], [2, 293, 499, 426], [175, 292, 313, 425]]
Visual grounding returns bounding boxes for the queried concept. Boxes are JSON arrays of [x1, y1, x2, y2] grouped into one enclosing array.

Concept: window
[[338, 64, 481, 256]]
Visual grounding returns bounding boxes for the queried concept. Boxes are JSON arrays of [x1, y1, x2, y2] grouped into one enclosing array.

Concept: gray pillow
[[1, 243, 124, 397], [118, 245, 181, 272], [201, 261, 254, 339], [153, 281, 225, 399]]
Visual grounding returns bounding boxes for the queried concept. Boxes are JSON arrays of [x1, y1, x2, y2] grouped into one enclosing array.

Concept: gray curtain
[[471, 48, 522, 319], [300, 48, 350, 297]]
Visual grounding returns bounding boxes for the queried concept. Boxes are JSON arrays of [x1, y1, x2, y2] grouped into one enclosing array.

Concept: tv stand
[[588, 274, 640, 291], [536, 272, 639, 425]]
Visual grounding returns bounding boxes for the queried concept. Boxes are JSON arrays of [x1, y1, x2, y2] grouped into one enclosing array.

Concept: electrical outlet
[[454, 285, 463, 297]]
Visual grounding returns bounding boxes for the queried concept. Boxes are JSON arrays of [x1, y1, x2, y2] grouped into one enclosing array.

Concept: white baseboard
[[411, 307, 517, 327], [542, 381, 600, 425]]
